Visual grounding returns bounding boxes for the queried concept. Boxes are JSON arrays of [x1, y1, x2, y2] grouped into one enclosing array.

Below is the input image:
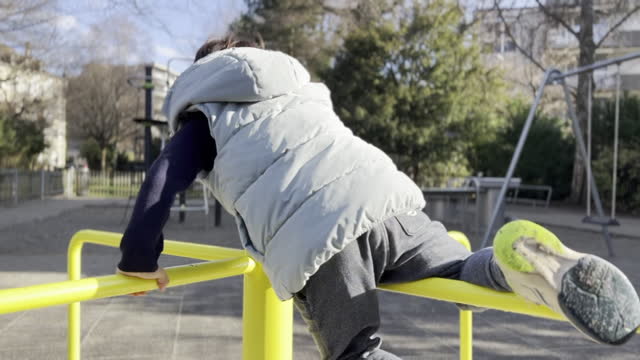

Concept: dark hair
[[194, 34, 264, 62]]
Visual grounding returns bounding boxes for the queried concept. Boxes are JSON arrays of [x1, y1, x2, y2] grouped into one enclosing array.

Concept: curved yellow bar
[[380, 278, 565, 321], [68, 229, 246, 261], [66, 229, 250, 360], [0, 257, 254, 315]]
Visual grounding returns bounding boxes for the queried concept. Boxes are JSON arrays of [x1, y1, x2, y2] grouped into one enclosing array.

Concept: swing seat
[[582, 216, 620, 226]]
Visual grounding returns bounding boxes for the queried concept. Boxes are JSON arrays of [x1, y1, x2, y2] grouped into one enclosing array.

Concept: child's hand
[[116, 267, 170, 296]]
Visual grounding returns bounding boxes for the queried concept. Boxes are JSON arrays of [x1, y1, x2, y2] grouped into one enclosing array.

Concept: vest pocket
[[394, 211, 428, 236]]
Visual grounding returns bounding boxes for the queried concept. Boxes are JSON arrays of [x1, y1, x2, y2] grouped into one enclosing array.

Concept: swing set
[[584, 63, 622, 228], [481, 51, 640, 256]]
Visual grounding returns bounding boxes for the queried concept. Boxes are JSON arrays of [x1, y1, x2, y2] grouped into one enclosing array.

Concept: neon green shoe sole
[[493, 220, 565, 273], [493, 220, 640, 345]]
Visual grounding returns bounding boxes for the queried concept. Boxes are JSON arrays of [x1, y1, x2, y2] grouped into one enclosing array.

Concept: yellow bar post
[[459, 308, 472, 360], [243, 262, 293, 360], [67, 232, 84, 360], [448, 231, 473, 360]]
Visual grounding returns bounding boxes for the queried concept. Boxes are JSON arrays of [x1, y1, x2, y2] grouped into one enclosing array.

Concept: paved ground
[[1, 198, 640, 359], [508, 203, 640, 240]]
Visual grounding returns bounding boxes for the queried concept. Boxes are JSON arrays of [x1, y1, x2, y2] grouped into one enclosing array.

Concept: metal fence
[[83, 170, 205, 199], [83, 170, 145, 198], [0, 169, 64, 205]]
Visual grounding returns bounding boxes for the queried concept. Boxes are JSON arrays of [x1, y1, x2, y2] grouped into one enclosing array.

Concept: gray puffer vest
[[163, 47, 425, 300]]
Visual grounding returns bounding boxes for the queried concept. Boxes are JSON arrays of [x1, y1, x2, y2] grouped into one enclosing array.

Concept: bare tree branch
[[534, 0, 579, 38], [0, 16, 54, 33], [493, 0, 546, 71], [596, 5, 640, 48], [459, 1, 491, 33]]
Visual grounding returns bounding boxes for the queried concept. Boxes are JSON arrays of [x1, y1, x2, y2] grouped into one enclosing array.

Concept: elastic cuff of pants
[[360, 337, 382, 358]]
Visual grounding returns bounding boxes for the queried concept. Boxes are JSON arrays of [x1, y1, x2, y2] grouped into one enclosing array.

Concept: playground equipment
[[168, 178, 222, 227], [3, 230, 636, 359], [584, 65, 622, 227], [122, 62, 222, 226], [480, 51, 640, 255], [423, 177, 522, 247]]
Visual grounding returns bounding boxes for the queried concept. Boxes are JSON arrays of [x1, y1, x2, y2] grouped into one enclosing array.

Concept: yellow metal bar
[[3, 228, 633, 360], [384, 228, 564, 323], [382, 230, 571, 321], [459, 310, 472, 360], [68, 229, 246, 261], [66, 229, 295, 360], [68, 231, 83, 360], [66, 229, 248, 360], [448, 231, 471, 250], [243, 262, 293, 360], [448, 231, 473, 360], [380, 278, 565, 321], [1, 258, 255, 315]]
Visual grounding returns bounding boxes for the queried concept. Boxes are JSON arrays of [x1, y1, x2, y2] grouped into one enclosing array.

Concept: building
[[476, 1, 640, 96], [0, 45, 67, 169]]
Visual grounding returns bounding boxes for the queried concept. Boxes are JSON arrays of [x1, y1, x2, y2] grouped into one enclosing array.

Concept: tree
[[590, 93, 640, 213], [491, 0, 640, 203], [473, 100, 575, 199], [70, 15, 153, 69], [230, 0, 354, 77], [0, 1, 57, 119], [0, 107, 46, 168], [0, 0, 58, 50], [66, 62, 139, 171], [0, 0, 78, 76], [65, 17, 152, 171], [0, 42, 65, 170], [324, 0, 506, 185]]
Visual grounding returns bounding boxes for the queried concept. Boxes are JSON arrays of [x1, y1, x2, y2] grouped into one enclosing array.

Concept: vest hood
[[163, 47, 311, 132]]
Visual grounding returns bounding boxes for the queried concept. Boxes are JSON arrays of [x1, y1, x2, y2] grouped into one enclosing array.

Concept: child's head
[[194, 34, 264, 62]]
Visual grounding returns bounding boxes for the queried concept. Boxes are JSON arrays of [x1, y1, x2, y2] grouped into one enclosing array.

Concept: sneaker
[[493, 220, 640, 345]]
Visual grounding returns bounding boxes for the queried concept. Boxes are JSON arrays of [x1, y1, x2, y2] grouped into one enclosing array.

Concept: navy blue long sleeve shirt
[[118, 113, 216, 272]]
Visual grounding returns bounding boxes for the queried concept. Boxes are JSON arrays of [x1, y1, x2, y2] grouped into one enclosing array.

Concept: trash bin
[[422, 187, 479, 242], [471, 177, 521, 237], [422, 177, 521, 249]]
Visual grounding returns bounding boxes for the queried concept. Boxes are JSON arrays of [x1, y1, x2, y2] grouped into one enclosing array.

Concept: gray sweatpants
[[293, 211, 511, 360]]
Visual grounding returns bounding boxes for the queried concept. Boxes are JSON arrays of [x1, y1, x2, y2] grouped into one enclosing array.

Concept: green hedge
[[470, 101, 575, 200], [591, 94, 640, 214]]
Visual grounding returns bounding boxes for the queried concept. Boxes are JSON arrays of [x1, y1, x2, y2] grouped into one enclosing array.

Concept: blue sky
[[46, 0, 539, 75], [54, 0, 247, 73]]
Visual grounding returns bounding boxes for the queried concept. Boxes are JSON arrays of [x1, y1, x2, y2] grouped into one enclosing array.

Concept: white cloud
[[56, 15, 79, 31], [155, 45, 183, 59]]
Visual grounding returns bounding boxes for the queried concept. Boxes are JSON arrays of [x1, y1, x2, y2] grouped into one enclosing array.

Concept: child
[[117, 35, 640, 359]]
